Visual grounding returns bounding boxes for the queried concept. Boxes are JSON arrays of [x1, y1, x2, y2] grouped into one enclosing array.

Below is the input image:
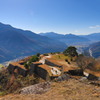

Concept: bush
[[0, 91, 7, 96], [50, 52, 55, 55], [30, 55, 39, 62], [36, 53, 41, 57], [56, 52, 61, 54], [24, 55, 39, 69], [76, 55, 95, 70], [24, 63, 29, 70], [43, 53, 49, 56], [87, 58, 100, 71]]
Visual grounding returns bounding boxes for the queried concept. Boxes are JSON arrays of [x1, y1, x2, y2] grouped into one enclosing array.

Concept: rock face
[[20, 82, 51, 94]]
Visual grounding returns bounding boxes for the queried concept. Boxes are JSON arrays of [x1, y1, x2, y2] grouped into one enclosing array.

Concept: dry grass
[[1, 79, 100, 100], [94, 59, 100, 71], [47, 54, 78, 72], [85, 69, 100, 77], [51, 54, 70, 61]]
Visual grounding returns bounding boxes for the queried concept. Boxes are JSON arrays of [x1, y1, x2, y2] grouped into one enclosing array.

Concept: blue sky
[[0, 0, 100, 35]]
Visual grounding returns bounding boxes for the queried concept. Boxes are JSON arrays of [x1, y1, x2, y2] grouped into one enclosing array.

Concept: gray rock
[[56, 74, 70, 82], [79, 77, 88, 81], [20, 82, 51, 94]]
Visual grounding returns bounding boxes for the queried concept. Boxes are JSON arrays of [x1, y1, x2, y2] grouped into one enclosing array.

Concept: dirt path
[[39, 55, 51, 64]]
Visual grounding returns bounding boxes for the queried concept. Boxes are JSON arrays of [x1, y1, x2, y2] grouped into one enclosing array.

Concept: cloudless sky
[[0, 0, 100, 35]]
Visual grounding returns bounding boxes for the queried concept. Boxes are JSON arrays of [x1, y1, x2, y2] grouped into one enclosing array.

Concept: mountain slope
[[0, 23, 67, 63], [84, 41, 100, 58], [40, 32, 64, 39], [89, 41, 100, 58]]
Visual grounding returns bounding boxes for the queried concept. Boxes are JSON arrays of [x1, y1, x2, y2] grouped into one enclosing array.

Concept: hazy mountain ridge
[[80, 33, 100, 42], [40, 32, 100, 44], [40, 32, 91, 45], [0, 23, 67, 63]]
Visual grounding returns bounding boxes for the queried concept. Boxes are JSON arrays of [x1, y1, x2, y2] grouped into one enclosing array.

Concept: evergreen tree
[[63, 46, 78, 57]]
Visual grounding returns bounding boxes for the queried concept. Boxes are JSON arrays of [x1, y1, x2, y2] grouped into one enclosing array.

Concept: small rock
[[79, 77, 87, 81], [56, 74, 70, 82]]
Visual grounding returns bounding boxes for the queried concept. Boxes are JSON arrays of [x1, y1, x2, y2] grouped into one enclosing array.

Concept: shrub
[[29, 55, 39, 62], [36, 53, 41, 57], [76, 55, 95, 70], [43, 53, 49, 56], [0, 91, 7, 96], [24, 63, 29, 70], [24, 55, 39, 69], [56, 52, 61, 54]]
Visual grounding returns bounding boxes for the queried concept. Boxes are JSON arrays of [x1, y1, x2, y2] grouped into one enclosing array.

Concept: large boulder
[[20, 82, 51, 94]]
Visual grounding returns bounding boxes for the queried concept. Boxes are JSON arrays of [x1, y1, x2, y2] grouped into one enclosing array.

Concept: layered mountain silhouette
[[0, 22, 67, 63], [0, 22, 100, 62], [40, 32, 91, 45], [80, 33, 100, 42], [40, 32, 100, 58]]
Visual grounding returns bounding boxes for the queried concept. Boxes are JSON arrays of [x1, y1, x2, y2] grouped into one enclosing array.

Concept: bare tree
[[76, 55, 95, 70]]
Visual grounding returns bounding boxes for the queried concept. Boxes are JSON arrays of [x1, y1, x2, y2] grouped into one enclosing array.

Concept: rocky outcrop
[[20, 82, 51, 94]]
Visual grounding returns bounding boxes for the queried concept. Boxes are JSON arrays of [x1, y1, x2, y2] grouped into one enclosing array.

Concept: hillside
[[89, 41, 100, 58], [0, 22, 67, 63], [84, 41, 100, 58]]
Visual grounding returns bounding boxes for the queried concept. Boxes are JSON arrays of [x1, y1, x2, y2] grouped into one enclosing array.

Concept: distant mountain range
[[40, 32, 100, 58], [0, 22, 67, 63], [80, 33, 100, 42], [0, 22, 100, 63], [40, 32, 100, 45]]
